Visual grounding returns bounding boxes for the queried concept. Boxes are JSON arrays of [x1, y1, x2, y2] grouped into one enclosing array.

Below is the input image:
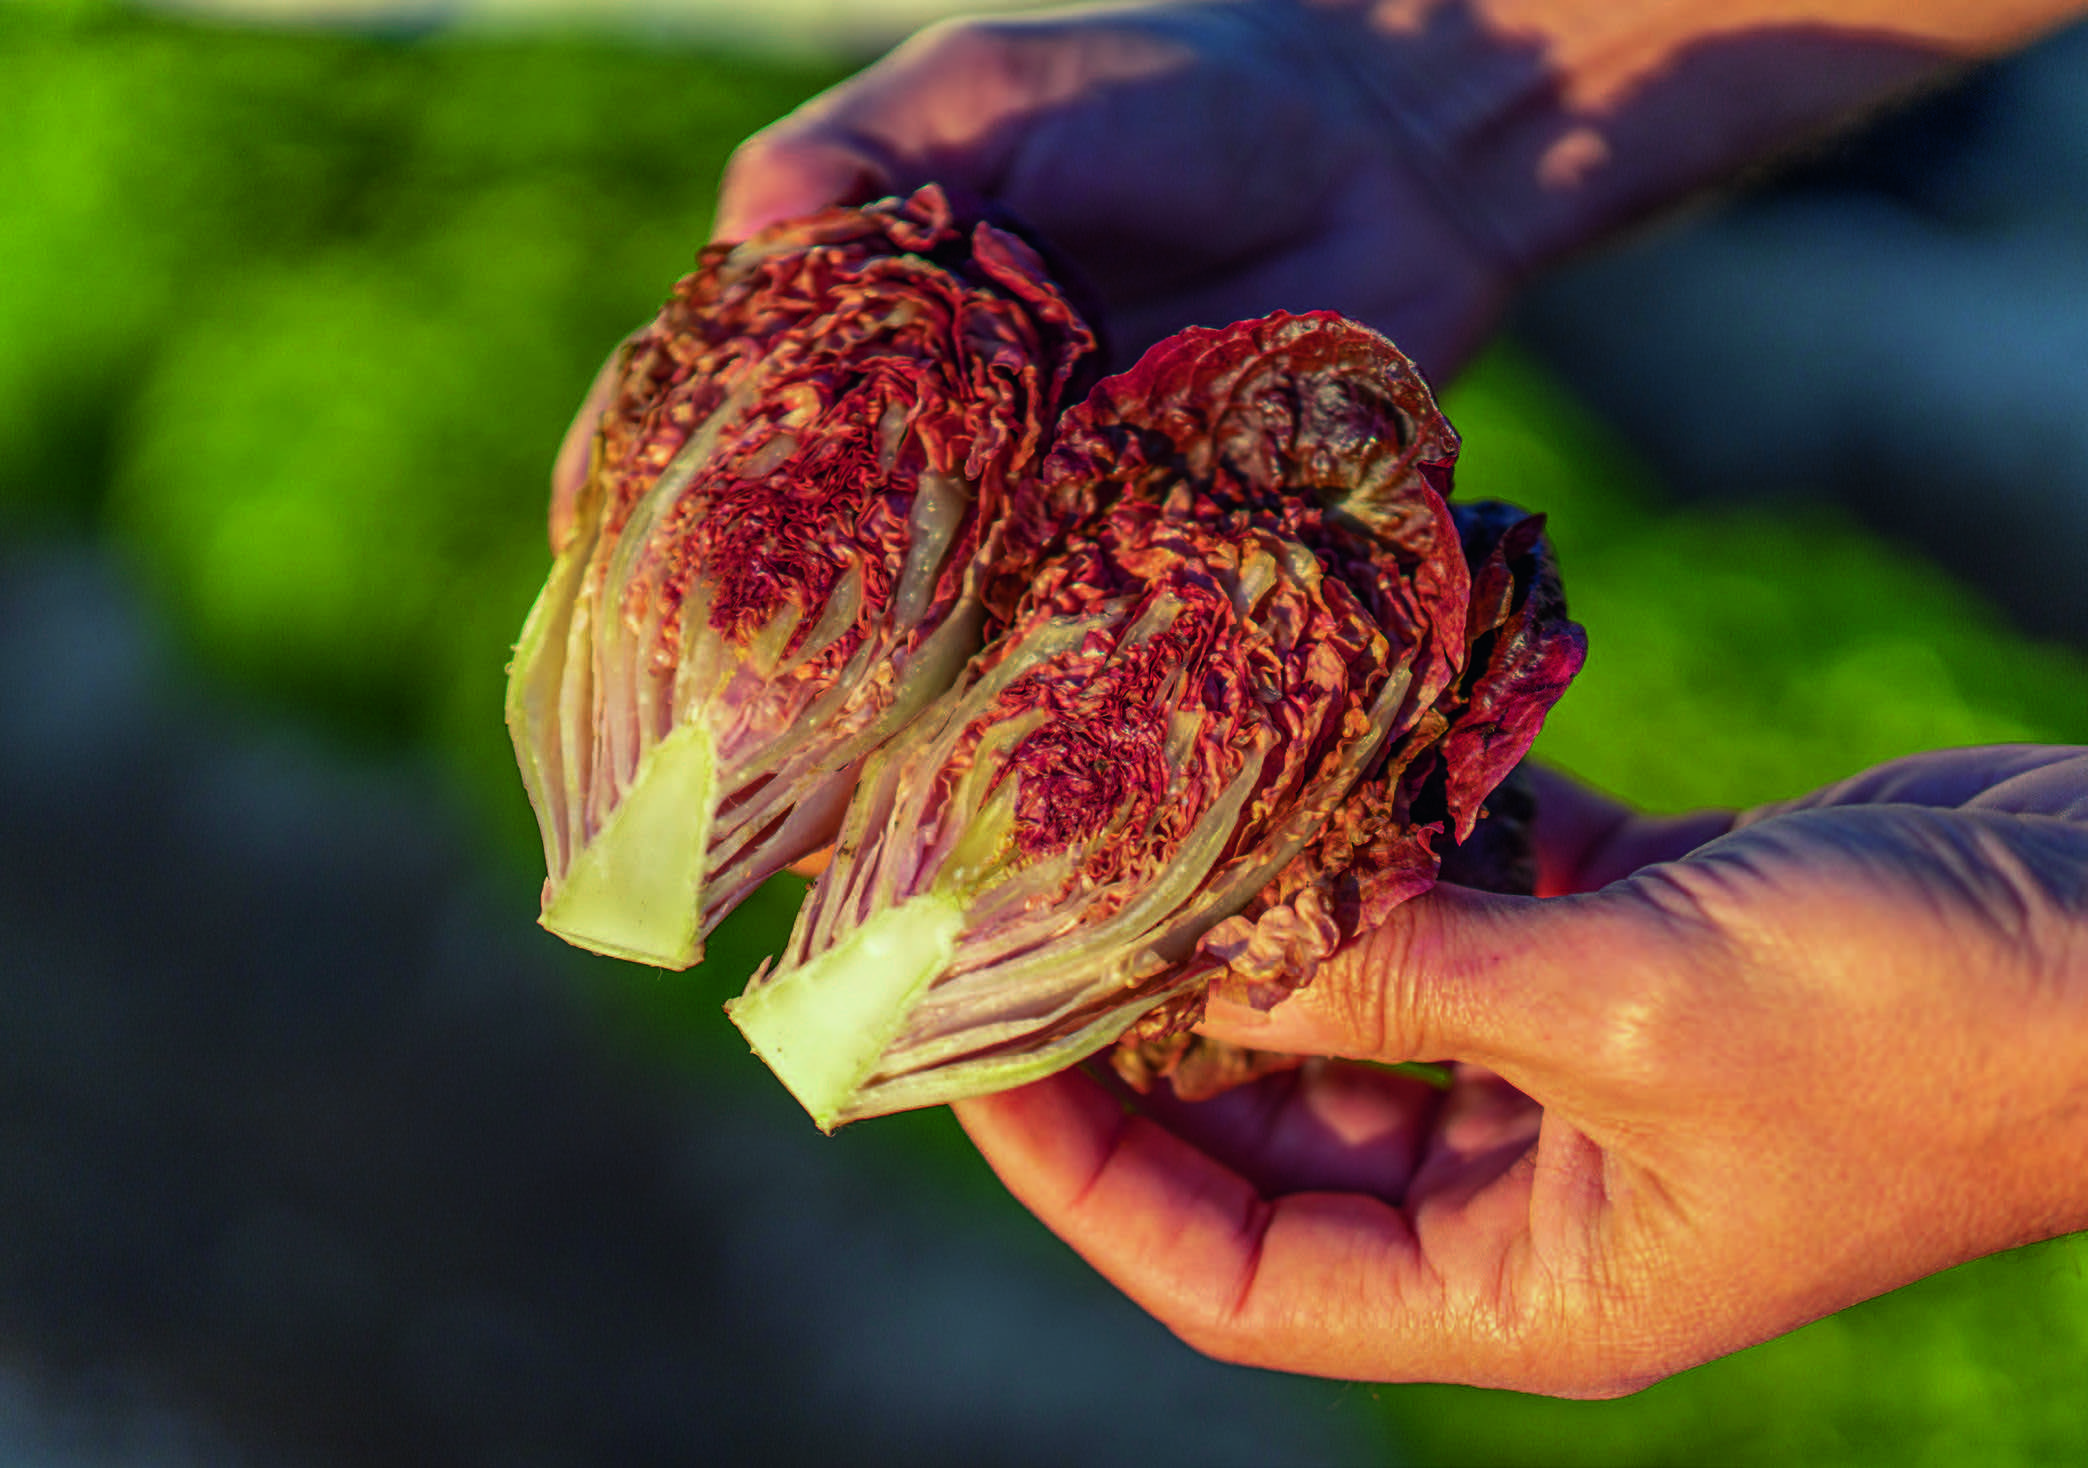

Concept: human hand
[[548, 0, 2088, 547], [713, 1, 1515, 381], [550, 0, 1513, 552], [954, 746, 2088, 1395]]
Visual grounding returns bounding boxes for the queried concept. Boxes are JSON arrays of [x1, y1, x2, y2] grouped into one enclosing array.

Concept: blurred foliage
[[0, 0, 846, 859], [5, 3, 2087, 1463], [1450, 351, 2088, 810]]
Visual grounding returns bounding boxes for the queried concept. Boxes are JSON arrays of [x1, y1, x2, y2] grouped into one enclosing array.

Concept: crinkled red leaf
[[746, 495, 1418, 1123], [509, 186, 1098, 967], [1107, 360, 1584, 1102], [1436, 502, 1589, 842]]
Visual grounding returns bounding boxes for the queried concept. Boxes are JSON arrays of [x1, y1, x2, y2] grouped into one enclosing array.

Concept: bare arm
[[1312, 0, 2088, 281]]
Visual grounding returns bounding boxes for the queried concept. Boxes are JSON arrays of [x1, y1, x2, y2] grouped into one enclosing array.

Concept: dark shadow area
[[0, 542, 1372, 1466]]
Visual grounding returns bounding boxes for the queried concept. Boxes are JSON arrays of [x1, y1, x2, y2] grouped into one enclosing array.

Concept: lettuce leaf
[[728, 314, 1580, 1127], [506, 186, 1096, 968], [727, 500, 1417, 1128]]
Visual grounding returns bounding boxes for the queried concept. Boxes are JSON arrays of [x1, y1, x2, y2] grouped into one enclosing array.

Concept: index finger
[[713, 130, 898, 244], [1195, 880, 1662, 1082], [951, 1068, 1452, 1382], [711, 19, 1037, 245]]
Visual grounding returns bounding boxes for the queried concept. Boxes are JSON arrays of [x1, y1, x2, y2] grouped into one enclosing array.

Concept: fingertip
[[713, 132, 895, 244], [1196, 988, 1357, 1060]]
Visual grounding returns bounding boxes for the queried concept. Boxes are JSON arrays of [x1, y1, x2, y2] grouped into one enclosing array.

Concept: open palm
[[955, 747, 2088, 1394]]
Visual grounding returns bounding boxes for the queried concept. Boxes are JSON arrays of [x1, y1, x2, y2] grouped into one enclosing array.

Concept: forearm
[[1292, 0, 2088, 274]]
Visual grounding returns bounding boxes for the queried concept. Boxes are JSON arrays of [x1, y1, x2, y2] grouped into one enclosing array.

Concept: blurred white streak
[[136, 0, 1063, 56]]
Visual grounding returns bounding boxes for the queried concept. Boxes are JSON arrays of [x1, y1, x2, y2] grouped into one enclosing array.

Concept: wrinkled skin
[[956, 747, 2088, 1394]]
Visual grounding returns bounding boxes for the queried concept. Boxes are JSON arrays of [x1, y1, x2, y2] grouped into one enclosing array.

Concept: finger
[[1196, 878, 1692, 1083], [1521, 763, 1734, 896], [786, 848, 832, 879], [955, 1069, 1471, 1382], [1117, 1059, 1443, 1202], [712, 19, 1041, 245], [714, 127, 898, 243]]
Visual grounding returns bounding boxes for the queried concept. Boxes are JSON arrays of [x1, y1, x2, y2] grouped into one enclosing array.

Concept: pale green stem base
[[725, 892, 964, 1132], [540, 721, 716, 970]]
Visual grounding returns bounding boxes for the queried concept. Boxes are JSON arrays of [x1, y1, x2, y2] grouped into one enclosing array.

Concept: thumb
[[1197, 880, 1663, 1077]]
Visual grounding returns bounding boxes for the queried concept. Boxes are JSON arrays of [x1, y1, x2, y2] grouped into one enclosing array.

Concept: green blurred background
[[5, 0, 2087, 1462]]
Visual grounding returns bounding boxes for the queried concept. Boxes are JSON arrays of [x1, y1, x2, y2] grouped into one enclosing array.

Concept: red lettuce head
[[506, 186, 1097, 970], [726, 499, 1417, 1129], [726, 313, 1584, 1128], [1117, 494, 1587, 1100], [709, 306, 1570, 1110]]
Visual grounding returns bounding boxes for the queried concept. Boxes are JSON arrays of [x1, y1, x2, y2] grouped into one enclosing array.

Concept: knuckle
[[1556, 1321, 1698, 1398], [898, 12, 1103, 114], [720, 125, 781, 180], [1494, 1297, 1690, 1398], [718, 121, 809, 195], [1167, 1297, 1297, 1377], [1573, 875, 1733, 1087], [1350, 889, 1498, 1061]]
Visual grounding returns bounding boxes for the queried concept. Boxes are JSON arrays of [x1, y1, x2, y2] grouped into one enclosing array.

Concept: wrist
[[1287, 0, 2025, 278]]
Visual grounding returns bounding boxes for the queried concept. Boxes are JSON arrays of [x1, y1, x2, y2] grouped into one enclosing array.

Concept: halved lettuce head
[[505, 186, 1096, 969], [725, 500, 1419, 1129], [514, 264, 1584, 1127], [725, 313, 1582, 1128]]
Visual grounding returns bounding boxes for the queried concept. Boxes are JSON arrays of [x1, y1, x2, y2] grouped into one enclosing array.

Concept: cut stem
[[540, 720, 716, 970], [726, 891, 965, 1132]]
